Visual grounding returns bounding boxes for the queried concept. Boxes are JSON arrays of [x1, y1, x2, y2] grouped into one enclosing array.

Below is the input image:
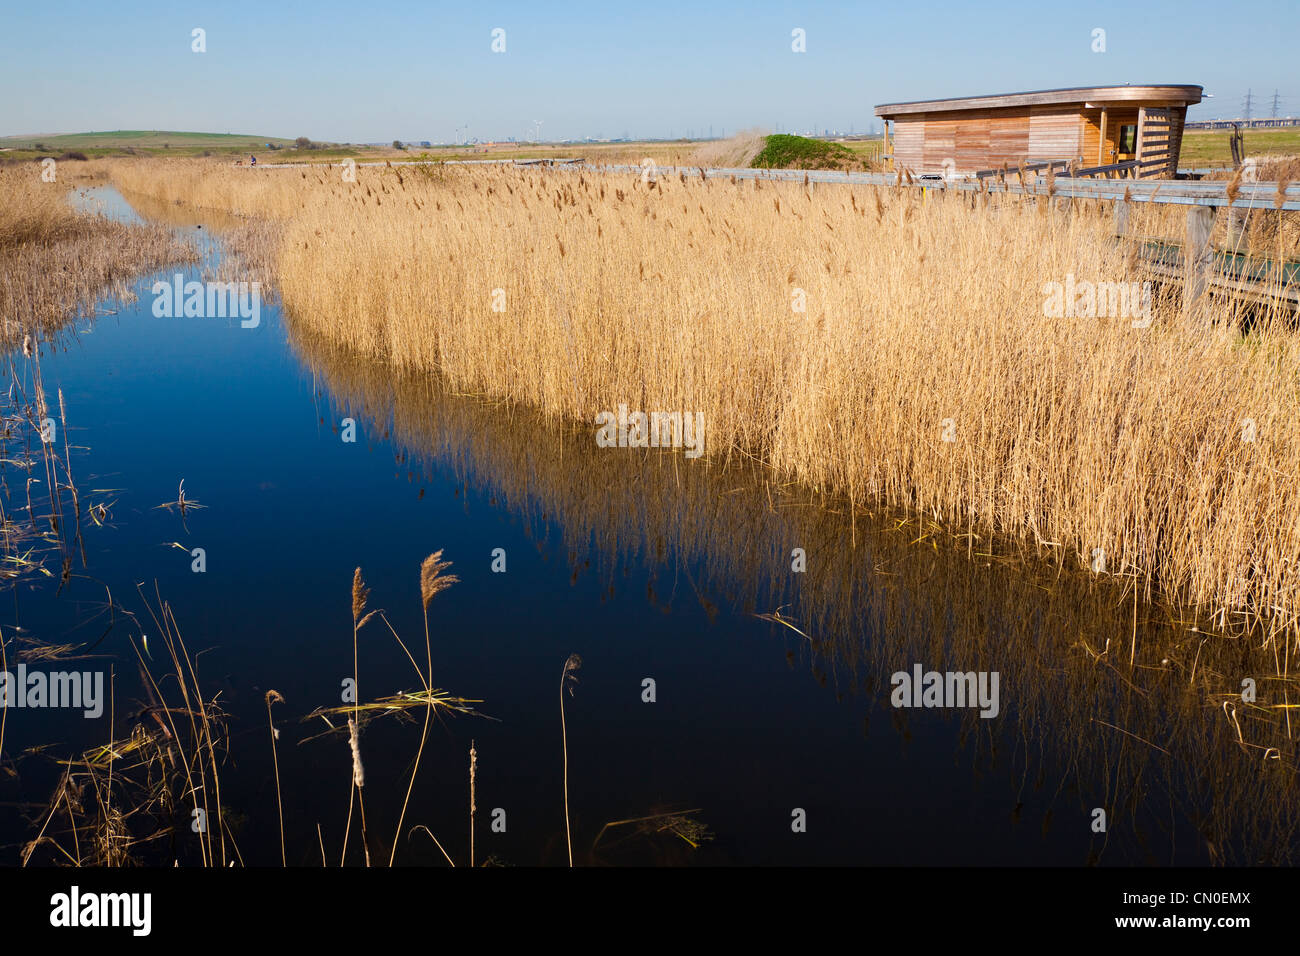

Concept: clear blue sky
[[3, 0, 1296, 142]]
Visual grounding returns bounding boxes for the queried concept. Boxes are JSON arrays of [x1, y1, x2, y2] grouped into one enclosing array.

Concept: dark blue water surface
[[0, 187, 1291, 868]]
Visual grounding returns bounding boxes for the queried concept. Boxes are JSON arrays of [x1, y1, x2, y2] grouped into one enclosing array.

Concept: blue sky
[[2, 0, 1296, 141]]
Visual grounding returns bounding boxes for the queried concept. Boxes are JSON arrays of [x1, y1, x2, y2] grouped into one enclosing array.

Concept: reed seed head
[[562, 653, 582, 696], [420, 550, 460, 609], [1226, 167, 1243, 205], [351, 566, 369, 624]]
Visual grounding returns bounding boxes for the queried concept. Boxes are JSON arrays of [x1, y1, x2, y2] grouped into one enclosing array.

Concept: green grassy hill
[[751, 134, 873, 172], [0, 130, 304, 161], [0, 130, 289, 149]]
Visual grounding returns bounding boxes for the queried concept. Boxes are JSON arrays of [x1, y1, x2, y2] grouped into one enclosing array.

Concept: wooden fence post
[[1184, 206, 1217, 316], [1113, 198, 1129, 238], [1136, 108, 1147, 176], [1226, 204, 1247, 247]]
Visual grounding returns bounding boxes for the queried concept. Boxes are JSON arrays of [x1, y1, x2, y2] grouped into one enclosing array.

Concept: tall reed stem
[[560, 654, 582, 867], [265, 690, 286, 866]]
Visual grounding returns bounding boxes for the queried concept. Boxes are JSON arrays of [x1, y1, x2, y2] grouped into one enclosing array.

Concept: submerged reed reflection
[[288, 319, 1300, 866]]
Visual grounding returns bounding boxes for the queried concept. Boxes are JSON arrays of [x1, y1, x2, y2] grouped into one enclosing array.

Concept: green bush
[[751, 134, 861, 171]]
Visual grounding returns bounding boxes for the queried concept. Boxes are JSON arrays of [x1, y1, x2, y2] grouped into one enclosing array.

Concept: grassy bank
[[0, 130, 299, 164], [106, 158, 1300, 649], [0, 131, 709, 168], [690, 131, 880, 171], [1180, 128, 1300, 167]]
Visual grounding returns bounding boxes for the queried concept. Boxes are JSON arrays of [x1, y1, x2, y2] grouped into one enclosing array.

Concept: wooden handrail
[[1071, 160, 1140, 179], [973, 159, 1071, 181]]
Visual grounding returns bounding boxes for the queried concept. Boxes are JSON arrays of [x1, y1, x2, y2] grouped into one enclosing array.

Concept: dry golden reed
[[351, 566, 369, 623], [0, 164, 195, 345], [108, 158, 1300, 648], [688, 129, 770, 168], [420, 549, 459, 609]]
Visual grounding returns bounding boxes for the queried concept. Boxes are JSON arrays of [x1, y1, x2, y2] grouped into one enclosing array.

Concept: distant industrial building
[[1186, 117, 1299, 129]]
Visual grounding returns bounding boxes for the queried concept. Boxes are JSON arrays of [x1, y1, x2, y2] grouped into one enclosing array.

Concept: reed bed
[[1129, 166, 1300, 259], [0, 165, 196, 347], [687, 129, 770, 169], [106, 158, 1300, 651], [21, 589, 237, 867]]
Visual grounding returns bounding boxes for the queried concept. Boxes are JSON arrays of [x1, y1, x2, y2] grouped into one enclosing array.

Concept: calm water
[[1, 186, 1293, 867]]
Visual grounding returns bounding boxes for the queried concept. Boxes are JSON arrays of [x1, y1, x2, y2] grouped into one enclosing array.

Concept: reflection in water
[[112, 187, 281, 295], [287, 319, 1300, 865]]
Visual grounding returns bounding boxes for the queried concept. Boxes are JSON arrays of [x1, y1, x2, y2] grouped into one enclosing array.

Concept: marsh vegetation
[[105, 157, 1300, 655], [2, 155, 1299, 867]]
